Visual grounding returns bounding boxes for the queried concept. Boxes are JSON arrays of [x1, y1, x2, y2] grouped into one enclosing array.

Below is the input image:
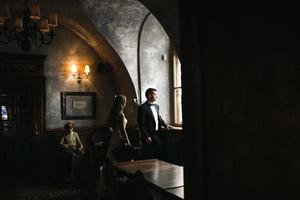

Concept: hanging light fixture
[[0, 0, 57, 51]]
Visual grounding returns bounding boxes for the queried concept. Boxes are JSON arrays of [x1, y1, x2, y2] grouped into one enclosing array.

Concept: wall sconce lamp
[[71, 64, 90, 83]]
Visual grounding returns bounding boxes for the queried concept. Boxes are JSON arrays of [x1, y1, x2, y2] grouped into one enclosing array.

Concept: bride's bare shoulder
[[120, 112, 125, 118]]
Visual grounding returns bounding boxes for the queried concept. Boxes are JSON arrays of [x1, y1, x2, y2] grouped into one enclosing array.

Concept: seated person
[[59, 122, 84, 179]]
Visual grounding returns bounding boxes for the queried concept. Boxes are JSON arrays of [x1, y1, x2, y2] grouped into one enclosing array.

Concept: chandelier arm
[[39, 30, 55, 45], [34, 36, 43, 48], [38, 31, 46, 46], [12, 27, 22, 42], [30, 21, 38, 41]]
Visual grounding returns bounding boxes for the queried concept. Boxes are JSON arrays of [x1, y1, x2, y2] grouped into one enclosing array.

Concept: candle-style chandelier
[[0, 0, 57, 51]]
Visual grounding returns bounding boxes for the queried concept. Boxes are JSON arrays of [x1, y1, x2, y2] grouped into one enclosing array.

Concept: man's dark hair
[[145, 88, 157, 98]]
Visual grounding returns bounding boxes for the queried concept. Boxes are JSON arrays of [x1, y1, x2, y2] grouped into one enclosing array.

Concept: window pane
[[174, 88, 182, 124], [1, 105, 8, 120], [174, 54, 181, 87]]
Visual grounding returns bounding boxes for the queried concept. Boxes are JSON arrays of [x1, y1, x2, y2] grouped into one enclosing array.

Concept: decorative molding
[[0, 53, 46, 75]]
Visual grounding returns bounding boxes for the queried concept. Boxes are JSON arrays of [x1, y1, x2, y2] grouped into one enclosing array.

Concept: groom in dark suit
[[137, 88, 171, 159]]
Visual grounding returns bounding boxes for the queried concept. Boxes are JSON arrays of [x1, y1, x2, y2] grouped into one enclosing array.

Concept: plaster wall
[[44, 27, 116, 129], [82, 0, 149, 98], [81, 0, 172, 123], [0, 26, 117, 129], [140, 14, 171, 123], [0, 0, 175, 126]]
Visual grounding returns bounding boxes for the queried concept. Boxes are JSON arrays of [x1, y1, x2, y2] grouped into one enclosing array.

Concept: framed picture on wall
[[61, 92, 96, 120]]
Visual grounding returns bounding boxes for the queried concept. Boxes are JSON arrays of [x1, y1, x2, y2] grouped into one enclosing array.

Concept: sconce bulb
[[71, 64, 77, 74], [84, 65, 90, 77]]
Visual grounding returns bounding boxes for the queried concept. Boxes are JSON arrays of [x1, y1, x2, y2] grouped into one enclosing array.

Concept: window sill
[[171, 126, 182, 130], [162, 127, 183, 135]]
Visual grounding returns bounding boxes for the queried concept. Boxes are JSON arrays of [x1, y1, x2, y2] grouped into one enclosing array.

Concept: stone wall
[[0, 0, 175, 127]]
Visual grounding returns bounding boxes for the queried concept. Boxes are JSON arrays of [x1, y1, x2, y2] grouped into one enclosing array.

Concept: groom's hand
[[167, 125, 175, 129]]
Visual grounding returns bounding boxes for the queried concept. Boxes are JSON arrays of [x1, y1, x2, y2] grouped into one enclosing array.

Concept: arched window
[[173, 51, 182, 125]]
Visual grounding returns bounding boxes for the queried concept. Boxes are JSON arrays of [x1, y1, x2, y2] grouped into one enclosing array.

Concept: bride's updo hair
[[114, 95, 127, 110], [107, 94, 127, 127]]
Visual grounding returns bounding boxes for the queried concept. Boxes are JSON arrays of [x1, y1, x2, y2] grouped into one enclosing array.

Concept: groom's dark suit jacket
[[137, 102, 168, 141]]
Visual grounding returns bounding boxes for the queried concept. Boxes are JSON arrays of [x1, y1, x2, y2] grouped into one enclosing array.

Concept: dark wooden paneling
[[180, 1, 300, 199], [162, 129, 183, 165]]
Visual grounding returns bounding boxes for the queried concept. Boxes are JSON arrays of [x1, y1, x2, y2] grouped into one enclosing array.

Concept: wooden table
[[113, 159, 184, 199], [166, 186, 184, 199]]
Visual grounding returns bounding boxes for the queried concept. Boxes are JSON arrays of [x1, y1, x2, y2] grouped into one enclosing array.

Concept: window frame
[[170, 50, 182, 127]]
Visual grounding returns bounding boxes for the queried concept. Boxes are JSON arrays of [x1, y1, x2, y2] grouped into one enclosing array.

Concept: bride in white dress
[[97, 95, 131, 200], [105, 94, 131, 163]]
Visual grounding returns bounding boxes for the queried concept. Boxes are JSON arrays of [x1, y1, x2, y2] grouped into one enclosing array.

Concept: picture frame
[[61, 92, 96, 120]]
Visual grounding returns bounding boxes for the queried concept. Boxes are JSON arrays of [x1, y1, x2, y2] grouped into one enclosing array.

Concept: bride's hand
[[145, 137, 152, 143]]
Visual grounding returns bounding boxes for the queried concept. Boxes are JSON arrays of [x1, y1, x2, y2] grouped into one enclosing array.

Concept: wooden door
[[0, 53, 45, 182]]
